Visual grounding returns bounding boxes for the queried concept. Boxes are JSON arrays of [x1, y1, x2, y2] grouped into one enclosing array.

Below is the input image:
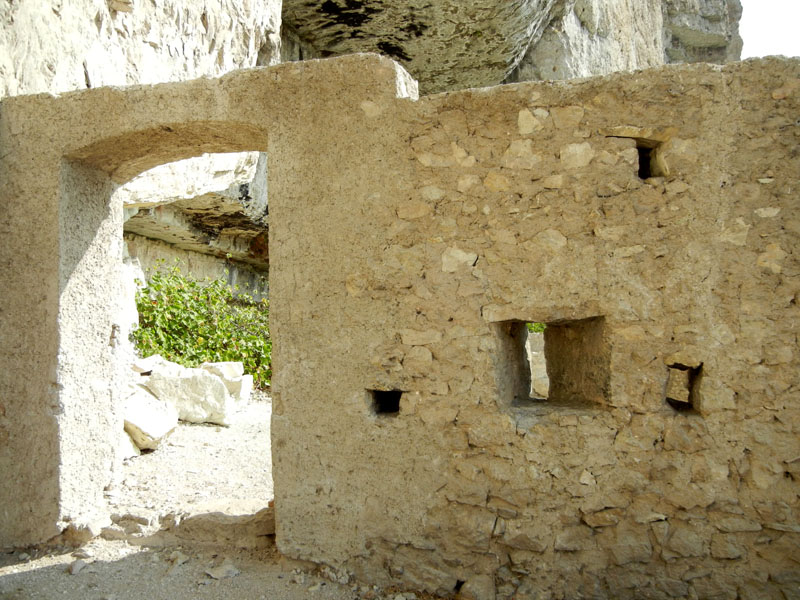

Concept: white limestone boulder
[[201, 361, 244, 380], [118, 430, 141, 460], [201, 362, 253, 404], [132, 354, 184, 376], [122, 384, 178, 450], [145, 366, 234, 426]]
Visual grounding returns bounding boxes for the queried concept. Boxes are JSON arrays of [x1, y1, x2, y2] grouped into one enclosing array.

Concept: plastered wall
[[0, 54, 797, 598]]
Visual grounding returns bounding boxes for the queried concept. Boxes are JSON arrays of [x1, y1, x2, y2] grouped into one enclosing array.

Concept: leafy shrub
[[131, 262, 271, 388], [526, 322, 546, 334]]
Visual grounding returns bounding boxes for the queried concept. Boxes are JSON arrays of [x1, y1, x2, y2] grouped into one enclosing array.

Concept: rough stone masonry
[[0, 54, 798, 599]]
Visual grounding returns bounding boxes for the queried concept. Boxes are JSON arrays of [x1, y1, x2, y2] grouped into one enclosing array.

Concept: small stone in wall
[[757, 243, 787, 274], [483, 171, 511, 192], [502, 139, 542, 170], [442, 247, 478, 272], [541, 174, 564, 189], [551, 106, 584, 130], [457, 174, 480, 193], [518, 108, 543, 134], [530, 228, 567, 251], [560, 142, 594, 169]]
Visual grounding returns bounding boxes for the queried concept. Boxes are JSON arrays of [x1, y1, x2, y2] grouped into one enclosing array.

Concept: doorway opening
[[107, 149, 276, 545]]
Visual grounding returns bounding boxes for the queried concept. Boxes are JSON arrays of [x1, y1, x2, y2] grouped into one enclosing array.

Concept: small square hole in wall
[[370, 389, 402, 415], [665, 363, 702, 412], [494, 317, 610, 408]]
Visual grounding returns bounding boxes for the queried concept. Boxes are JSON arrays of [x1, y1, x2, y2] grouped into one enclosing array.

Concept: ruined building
[[2, 1, 799, 599]]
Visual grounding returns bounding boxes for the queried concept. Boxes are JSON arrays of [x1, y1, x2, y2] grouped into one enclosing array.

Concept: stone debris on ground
[[123, 356, 254, 454]]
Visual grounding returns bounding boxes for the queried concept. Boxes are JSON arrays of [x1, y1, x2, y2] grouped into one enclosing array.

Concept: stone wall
[[0, 22, 794, 600], [267, 56, 799, 598]]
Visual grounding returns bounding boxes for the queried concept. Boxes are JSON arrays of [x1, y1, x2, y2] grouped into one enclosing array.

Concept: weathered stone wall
[[1, 51, 797, 597], [269, 57, 799, 598], [0, 53, 416, 547]]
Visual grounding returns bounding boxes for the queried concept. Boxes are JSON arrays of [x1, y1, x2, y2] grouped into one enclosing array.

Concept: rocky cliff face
[[663, 0, 742, 65], [506, 0, 741, 83], [281, 0, 560, 94], [0, 0, 280, 97], [507, 0, 667, 82]]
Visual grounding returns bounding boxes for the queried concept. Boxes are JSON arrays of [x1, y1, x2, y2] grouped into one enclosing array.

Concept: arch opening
[[57, 122, 276, 546]]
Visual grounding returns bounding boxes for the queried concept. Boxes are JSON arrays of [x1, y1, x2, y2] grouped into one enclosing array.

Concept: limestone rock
[[122, 385, 178, 450], [282, 0, 560, 93], [0, 1, 281, 98], [118, 430, 141, 460], [145, 366, 234, 426], [201, 362, 253, 403], [509, 0, 666, 82]]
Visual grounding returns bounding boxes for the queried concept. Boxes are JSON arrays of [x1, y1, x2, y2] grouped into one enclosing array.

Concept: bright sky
[[740, 0, 800, 58]]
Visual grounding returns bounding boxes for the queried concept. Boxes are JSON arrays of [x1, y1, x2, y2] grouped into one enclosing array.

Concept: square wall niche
[[494, 317, 610, 408]]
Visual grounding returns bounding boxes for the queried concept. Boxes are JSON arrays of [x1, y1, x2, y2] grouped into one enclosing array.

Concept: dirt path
[[0, 392, 434, 600], [108, 391, 275, 518]]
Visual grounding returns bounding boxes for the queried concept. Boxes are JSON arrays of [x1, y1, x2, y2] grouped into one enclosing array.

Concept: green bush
[[526, 322, 546, 334], [131, 262, 271, 388]]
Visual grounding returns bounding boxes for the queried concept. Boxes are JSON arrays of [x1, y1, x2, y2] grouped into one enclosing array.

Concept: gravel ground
[[0, 392, 437, 600], [106, 390, 275, 518], [0, 540, 388, 600]]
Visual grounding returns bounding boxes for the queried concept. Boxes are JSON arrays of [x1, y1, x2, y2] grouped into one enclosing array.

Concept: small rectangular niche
[[369, 389, 402, 415], [602, 129, 670, 179], [665, 363, 702, 412], [494, 317, 610, 408]]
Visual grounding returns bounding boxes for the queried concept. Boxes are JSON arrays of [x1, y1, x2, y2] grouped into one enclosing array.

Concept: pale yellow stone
[[403, 346, 433, 372], [560, 142, 595, 169], [483, 171, 511, 191], [594, 226, 625, 241], [502, 139, 543, 170], [754, 207, 780, 217], [421, 185, 445, 201], [489, 229, 517, 245], [531, 228, 567, 251], [551, 105, 584, 129], [442, 247, 478, 272], [719, 218, 751, 246], [757, 243, 787, 273], [397, 200, 431, 219], [417, 152, 454, 168], [517, 108, 543, 134], [457, 174, 480, 193], [613, 245, 645, 258], [541, 174, 564, 189]]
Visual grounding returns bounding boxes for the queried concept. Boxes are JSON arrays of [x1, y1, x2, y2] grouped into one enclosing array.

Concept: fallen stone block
[[201, 362, 253, 403], [201, 361, 244, 380], [145, 367, 233, 426], [122, 384, 178, 450]]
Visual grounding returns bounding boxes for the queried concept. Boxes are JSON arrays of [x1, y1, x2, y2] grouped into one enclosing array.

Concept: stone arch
[[0, 52, 416, 548], [53, 122, 270, 545]]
